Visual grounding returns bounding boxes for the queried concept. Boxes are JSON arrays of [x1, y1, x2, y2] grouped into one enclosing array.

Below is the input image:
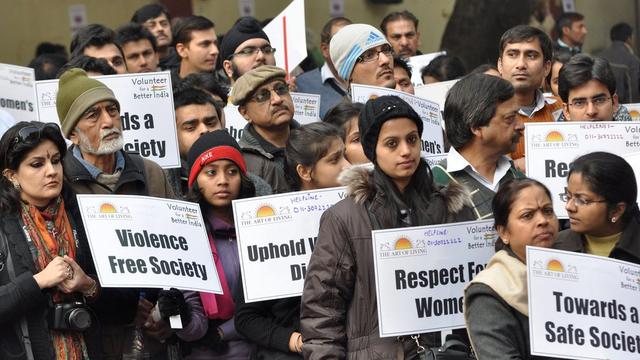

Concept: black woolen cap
[[219, 17, 270, 63], [187, 129, 244, 173], [359, 95, 423, 163]]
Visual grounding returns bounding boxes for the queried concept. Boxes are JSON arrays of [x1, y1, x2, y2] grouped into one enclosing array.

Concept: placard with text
[[76, 194, 221, 293], [527, 246, 640, 360], [0, 63, 37, 123], [233, 187, 346, 302], [36, 71, 180, 168], [372, 219, 497, 337], [525, 122, 640, 218]]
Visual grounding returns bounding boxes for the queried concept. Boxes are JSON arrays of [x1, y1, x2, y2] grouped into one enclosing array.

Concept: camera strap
[[1, 229, 35, 360]]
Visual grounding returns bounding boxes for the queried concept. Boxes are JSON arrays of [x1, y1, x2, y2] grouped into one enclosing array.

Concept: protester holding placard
[[555, 152, 640, 264], [323, 102, 369, 165], [181, 129, 257, 358], [420, 54, 466, 85], [301, 95, 474, 358], [465, 178, 560, 359], [234, 122, 348, 358], [0, 122, 102, 359]]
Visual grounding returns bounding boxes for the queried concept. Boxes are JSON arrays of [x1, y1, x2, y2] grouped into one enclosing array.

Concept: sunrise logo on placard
[[531, 130, 579, 149], [546, 259, 564, 272], [531, 257, 579, 281], [85, 203, 133, 220], [239, 203, 293, 226], [379, 236, 427, 258], [629, 110, 640, 121]]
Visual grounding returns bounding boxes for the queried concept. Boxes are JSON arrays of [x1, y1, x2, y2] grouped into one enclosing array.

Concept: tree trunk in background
[[440, 0, 534, 71]]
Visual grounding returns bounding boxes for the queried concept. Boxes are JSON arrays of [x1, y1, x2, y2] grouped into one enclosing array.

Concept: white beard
[[76, 128, 124, 155]]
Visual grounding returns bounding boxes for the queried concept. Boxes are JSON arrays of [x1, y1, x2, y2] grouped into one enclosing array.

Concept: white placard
[[527, 246, 640, 360], [36, 71, 180, 169], [0, 63, 37, 123], [76, 195, 221, 293], [224, 104, 246, 142], [414, 79, 460, 114], [623, 103, 640, 121], [372, 219, 497, 337], [233, 187, 346, 302], [291, 92, 320, 124], [525, 122, 640, 218], [351, 84, 444, 157], [623, 152, 640, 196], [407, 51, 446, 86], [263, 0, 307, 74], [423, 153, 447, 168]]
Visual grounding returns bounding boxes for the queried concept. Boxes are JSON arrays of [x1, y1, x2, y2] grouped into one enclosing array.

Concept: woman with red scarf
[[177, 130, 257, 359], [0, 121, 101, 359]]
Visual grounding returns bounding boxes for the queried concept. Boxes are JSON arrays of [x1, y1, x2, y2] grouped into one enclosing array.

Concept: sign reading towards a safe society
[[350, 84, 444, 158], [525, 122, 640, 218], [233, 187, 346, 302], [35, 71, 180, 169], [77, 194, 222, 293], [527, 247, 640, 360], [372, 220, 496, 337]]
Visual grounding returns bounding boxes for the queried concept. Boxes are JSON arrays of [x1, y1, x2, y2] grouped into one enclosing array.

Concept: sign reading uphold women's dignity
[[35, 71, 180, 169], [372, 219, 497, 337], [525, 121, 640, 218], [233, 187, 346, 302], [77, 194, 221, 293], [527, 247, 640, 360]]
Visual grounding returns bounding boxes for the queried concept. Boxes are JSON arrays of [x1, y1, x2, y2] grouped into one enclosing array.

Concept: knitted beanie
[[187, 129, 247, 189], [231, 65, 286, 106], [219, 17, 270, 63], [56, 68, 120, 138], [330, 24, 389, 81], [359, 95, 423, 163]]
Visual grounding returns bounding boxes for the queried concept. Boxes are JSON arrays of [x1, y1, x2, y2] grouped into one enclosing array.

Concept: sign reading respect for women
[[0, 63, 37, 123], [233, 187, 346, 302], [525, 121, 640, 218], [350, 84, 444, 158], [77, 194, 221, 293], [527, 247, 640, 360], [35, 71, 180, 169], [372, 219, 497, 337]]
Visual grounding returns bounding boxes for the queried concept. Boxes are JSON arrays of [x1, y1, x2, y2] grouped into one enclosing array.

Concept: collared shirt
[[557, 39, 581, 55], [511, 90, 564, 159], [446, 147, 513, 192], [72, 146, 125, 179], [518, 90, 560, 119], [320, 62, 348, 93]]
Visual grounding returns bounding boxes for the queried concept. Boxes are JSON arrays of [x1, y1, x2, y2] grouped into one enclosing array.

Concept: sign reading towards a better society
[[372, 219, 497, 337], [527, 247, 640, 360], [77, 194, 222, 293], [233, 187, 346, 302], [350, 84, 444, 158], [0, 63, 37, 122], [525, 122, 640, 218], [36, 72, 180, 169]]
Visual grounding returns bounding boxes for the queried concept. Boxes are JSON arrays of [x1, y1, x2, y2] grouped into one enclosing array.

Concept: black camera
[[48, 301, 92, 331]]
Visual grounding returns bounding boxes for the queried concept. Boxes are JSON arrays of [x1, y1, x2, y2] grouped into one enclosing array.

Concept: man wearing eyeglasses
[[330, 23, 396, 91], [220, 17, 276, 87], [231, 65, 295, 194], [559, 54, 621, 122]]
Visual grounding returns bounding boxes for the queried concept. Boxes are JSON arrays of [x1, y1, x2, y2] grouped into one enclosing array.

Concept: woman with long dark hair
[[300, 96, 475, 358], [0, 121, 100, 359], [555, 152, 640, 264]]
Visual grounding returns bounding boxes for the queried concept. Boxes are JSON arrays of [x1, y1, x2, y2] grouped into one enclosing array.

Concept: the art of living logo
[[379, 236, 427, 258], [86, 203, 133, 220], [530, 130, 579, 149], [239, 203, 293, 226], [532, 258, 579, 281]]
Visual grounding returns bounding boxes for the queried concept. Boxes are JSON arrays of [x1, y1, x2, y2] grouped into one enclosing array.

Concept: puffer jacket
[[300, 166, 475, 359]]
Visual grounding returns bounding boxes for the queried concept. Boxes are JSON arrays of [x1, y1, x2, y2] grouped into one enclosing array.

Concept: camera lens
[[67, 308, 92, 331]]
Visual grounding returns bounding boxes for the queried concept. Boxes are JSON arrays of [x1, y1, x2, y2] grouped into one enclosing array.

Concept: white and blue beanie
[[330, 24, 389, 82]]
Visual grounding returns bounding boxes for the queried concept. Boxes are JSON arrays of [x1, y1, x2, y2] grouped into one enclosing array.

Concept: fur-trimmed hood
[[338, 164, 472, 215]]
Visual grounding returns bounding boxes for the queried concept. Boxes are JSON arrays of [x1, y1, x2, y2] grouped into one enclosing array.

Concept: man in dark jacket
[[231, 65, 297, 194], [56, 68, 175, 358], [597, 22, 640, 103]]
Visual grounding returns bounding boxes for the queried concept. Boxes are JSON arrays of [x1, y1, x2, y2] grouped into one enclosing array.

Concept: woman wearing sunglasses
[[555, 152, 640, 265], [0, 121, 101, 359]]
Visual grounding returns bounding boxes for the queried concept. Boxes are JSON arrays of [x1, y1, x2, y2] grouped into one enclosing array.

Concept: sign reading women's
[[35, 71, 180, 169], [525, 122, 640, 218], [77, 194, 221, 293], [350, 84, 444, 158], [372, 220, 497, 337], [527, 247, 640, 360], [0, 63, 37, 122], [233, 187, 346, 302]]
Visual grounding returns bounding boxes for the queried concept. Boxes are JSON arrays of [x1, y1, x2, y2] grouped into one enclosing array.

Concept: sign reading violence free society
[[525, 122, 640, 218], [233, 187, 346, 302], [527, 247, 640, 360], [372, 219, 497, 337], [35, 71, 180, 169], [77, 194, 222, 293], [350, 84, 444, 158]]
